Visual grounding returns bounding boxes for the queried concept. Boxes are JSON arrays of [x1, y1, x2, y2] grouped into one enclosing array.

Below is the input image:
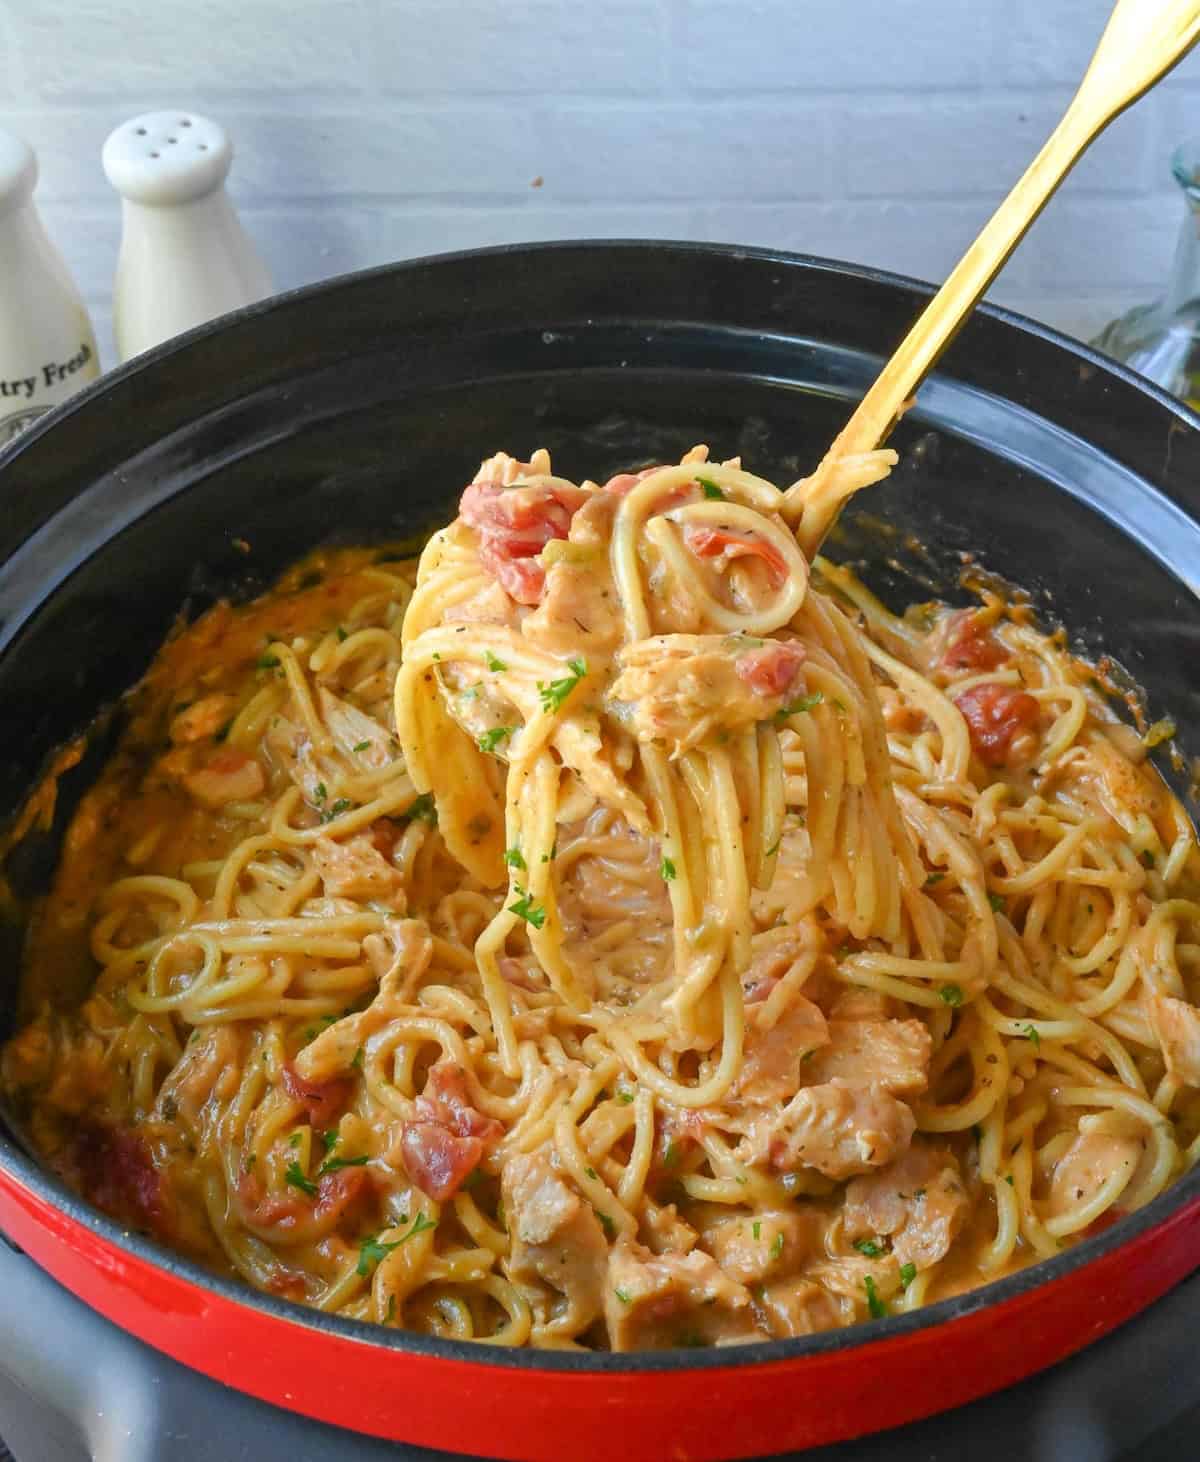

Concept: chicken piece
[[401, 1063, 504, 1202], [640, 1201, 698, 1256], [604, 1237, 756, 1351], [843, 1143, 969, 1270], [706, 1209, 814, 1285], [1149, 992, 1200, 1087], [264, 715, 326, 803], [311, 834, 406, 910], [182, 748, 265, 808], [733, 996, 830, 1106], [317, 688, 394, 771], [163, 1025, 245, 1131], [803, 1018, 932, 1098], [523, 494, 623, 656], [1044, 1125, 1142, 1221], [738, 1080, 917, 1180], [169, 692, 237, 745], [828, 985, 897, 1022], [609, 634, 807, 755], [502, 1146, 609, 1335], [756, 1277, 848, 1339]]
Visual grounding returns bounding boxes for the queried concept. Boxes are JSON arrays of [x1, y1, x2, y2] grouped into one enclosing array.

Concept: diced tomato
[[735, 641, 806, 696], [241, 1165, 372, 1232], [399, 1062, 504, 1200], [73, 1122, 170, 1235], [400, 1123, 485, 1201], [955, 683, 1040, 767], [940, 611, 1007, 672], [602, 467, 663, 496], [459, 480, 591, 606], [683, 525, 788, 586], [281, 1063, 353, 1128]]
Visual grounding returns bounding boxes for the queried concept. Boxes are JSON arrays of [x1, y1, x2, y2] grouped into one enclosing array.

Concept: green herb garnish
[[1022, 1023, 1041, 1049], [508, 886, 547, 929], [614, 1286, 632, 1304], [478, 726, 514, 753], [864, 1275, 887, 1319], [595, 1210, 617, 1238], [403, 792, 437, 824], [988, 892, 1006, 912], [504, 846, 527, 871], [769, 1232, 785, 1261], [696, 475, 725, 500], [322, 1129, 340, 1154], [775, 691, 824, 722], [313, 782, 327, 803], [752, 1220, 762, 1240], [256, 653, 281, 670], [1140, 849, 1156, 869], [484, 650, 508, 672], [853, 1238, 883, 1258], [285, 1161, 317, 1197], [899, 1263, 917, 1290], [939, 984, 964, 1007], [925, 872, 945, 887], [662, 1140, 681, 1169], [660, 856, 677, 881], [352, 740, 371, 753], [537, 657, 587, 713], [318, 1153, 369, 1177], [351, 1046, 364, 1071], [356, 1214, 437, 1277]]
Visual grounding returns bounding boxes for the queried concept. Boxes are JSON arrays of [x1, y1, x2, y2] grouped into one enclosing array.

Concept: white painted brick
[[1019, 198, 1179, 293], [680, 0, 994, 91], [367, 202, 704, 264], [998, 0, 1200, 90], [536, 103, 832, 201], [221, 109, 539, 200], [0, 110, 117, 201], [838, 92, 1153, 200], [369, 0, 666, 95], [695, 200, 1034, 293], [236, 207, 376, 290], [8, 0, 374, 102]]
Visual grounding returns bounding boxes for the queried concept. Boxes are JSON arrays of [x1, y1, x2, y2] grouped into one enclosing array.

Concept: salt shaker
[[103, 112, 273, 361], [0, 128, 100, 449]]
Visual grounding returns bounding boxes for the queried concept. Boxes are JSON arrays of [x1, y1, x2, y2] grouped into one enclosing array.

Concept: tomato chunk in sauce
[[955, 683, 1039, 766]]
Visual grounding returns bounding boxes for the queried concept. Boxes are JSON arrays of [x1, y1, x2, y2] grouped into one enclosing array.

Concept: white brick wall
[[3, 0, 1199, 368]]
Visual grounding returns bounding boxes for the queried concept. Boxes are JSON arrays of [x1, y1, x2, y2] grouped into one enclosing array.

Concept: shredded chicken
[[803, 1018, 932, 1097], [739, 1080, 917, 1180], [1149, 992, 1200, 1086], [604, 1236, 754, 1351], [843, 1143, 968, 1270], [311, 834, 406, 910]]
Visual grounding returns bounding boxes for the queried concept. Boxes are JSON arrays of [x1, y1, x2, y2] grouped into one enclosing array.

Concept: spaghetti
[[3, 447, 1199, 1351]]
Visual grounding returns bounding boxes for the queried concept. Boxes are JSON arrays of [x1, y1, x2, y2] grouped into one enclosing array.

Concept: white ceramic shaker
[[0, 128, 100, 449], [102, 112, 273, 361]]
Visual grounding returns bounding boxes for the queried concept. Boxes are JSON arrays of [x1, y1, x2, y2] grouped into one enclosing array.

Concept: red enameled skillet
[[1, 243, 1199, 1461]]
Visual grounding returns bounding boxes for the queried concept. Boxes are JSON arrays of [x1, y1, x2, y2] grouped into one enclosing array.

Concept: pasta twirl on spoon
[[3, 447, 1200, 1352]]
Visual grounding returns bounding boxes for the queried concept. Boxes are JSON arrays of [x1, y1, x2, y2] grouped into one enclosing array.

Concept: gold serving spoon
[[783, 0, 1200, 555]]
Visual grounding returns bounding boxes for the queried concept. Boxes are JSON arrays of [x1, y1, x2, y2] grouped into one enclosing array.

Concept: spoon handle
[[785, 0, 1200, 553]]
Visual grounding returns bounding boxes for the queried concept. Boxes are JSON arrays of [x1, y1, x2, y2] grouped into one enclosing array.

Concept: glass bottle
[[1092, 138, 1200, 410], [102, 111, 272, 362], [0, 128, 100, 449]]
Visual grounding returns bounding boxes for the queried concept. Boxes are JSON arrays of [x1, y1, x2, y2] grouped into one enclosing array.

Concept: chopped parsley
[[696, 475, 726, 500], [313, 782, 327, 803], [504, 846, 527, 870], [385, 1295, 397, 1323], [775, 691, 824, 722], [864, 1275, 887, 1319], [351, 1046, 364, 1071], [1140, 849, 1156, 869], [478, 726, 513, 754], [660, 856, 677, 881], [1022, 1023, 1041, 1049], [595, 1210, 617, 1239], [988, 892, 1006, 912], [853, 1238, 883, 1258], [662, 1140, 681, 1169], [584, 1166, 598, 1181], [403, 792, 437, 824], [614, 1287, 632, 1305], [508, 886, 547, 930], [336, 626, 349, 642], [765, 836, 781, 858], [322, 1129, 340, 1154], [356, 1214, 437, 1277], [318, 1153, 369, 1177], [925, 872, 946, 887], [288, 1132, 302, 1148], [939, 984, 964, 1007], [285, 1161, 317, 1197], [484, 650, 508, 672], [769, 1232, 785, 1261], [1004, 1174, 1015, 1186], [256, 653, 281, 670], [537, 657, 587, 714], [899, 1263, 917, 1290], [321, 798, 354, 822], [752, 1220, 762, 1241], [615, 1089, 635, 1105], [352, 740, 371, 753]]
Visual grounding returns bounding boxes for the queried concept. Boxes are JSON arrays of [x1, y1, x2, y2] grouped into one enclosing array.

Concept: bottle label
[[0, 341, 95, 447]]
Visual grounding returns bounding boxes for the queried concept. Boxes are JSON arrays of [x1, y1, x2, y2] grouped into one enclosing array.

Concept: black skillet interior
[[1, 238, 1198, 1076]]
